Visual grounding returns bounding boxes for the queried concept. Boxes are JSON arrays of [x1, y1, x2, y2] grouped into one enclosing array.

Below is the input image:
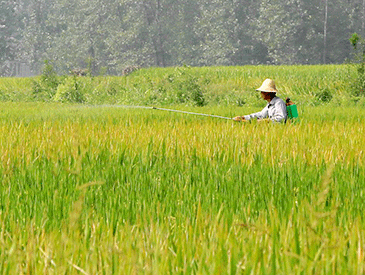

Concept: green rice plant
[[0, 77, 33, 101], [0, 102, 364, 273]]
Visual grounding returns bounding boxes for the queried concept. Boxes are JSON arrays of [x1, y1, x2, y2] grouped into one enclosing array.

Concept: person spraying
[[233, 79, 287, 123]]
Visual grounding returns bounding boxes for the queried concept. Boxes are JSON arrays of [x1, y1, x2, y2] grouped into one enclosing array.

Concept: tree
[[229, 0, 269, 64], [21, 0, 56, 73], [113, 0, 189, 68], [15, 0, 365, 72], [0, 0, 24, 74], [45, 0, 117, 74], [323, 0, 358, 63], [254, 0, 323, 64]]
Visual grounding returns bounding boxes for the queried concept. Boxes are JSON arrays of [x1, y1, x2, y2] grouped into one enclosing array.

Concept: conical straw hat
[[256, 79, 277, 93]]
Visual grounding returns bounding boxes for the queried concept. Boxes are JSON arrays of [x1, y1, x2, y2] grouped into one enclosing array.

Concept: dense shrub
[[0, 65, 355, 106], [315, 88, 333, 103], [53, 76, 85, 103], [31, 61, 60, 101], [349, 33, 365, 97]]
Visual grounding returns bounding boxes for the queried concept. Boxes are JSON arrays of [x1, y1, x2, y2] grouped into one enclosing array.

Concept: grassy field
[[0, 99, 364, 274], [0, 65, 358, 106]]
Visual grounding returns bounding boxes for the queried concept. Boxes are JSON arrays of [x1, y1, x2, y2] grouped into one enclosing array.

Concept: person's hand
[[233, 116, 245, 122]]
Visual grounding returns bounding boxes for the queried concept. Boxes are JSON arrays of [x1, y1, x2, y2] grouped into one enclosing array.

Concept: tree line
[[1, 0, 365, 75]]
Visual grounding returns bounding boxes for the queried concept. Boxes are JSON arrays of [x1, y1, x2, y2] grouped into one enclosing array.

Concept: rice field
[[0, 100, 365, 274]]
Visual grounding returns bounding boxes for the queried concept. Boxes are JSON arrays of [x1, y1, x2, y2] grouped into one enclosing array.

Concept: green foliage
[[31, 61, 60, 101], [169, 67, 206, 106], [349, 33, 360, 49], [0, 65, 355, 106], [235, 97, 246, 106], [53, 76, 85, 103], [41, 60, 59, 88], [349, 33, 365, 97], [315, 88, 333, 103], [17, 0, 363, 71], [351, 71, 365, 97]]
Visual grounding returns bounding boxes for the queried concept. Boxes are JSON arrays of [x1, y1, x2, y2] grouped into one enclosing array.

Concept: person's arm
[[233, 106, 269, 122], [244, 107, 269, 121]]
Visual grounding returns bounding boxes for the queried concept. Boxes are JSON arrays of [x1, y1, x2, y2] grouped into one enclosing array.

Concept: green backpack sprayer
[[286, 98, 299, 120]]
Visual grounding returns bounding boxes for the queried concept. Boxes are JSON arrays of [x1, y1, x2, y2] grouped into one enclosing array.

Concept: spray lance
[[151, 106, 232, 120], [89, 102, 298, 121], [151, 102, 299, 121], [93, 105, 233, 120], [151, 98, 299, 121]]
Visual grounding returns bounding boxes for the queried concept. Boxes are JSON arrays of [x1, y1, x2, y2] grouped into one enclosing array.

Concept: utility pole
[[323, 0, 328, 64], [363, 0, 365, 34]]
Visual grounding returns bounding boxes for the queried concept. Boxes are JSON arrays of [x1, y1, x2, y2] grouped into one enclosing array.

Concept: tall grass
[[0, 102, 364, 273], [0, 65, 357, 106]]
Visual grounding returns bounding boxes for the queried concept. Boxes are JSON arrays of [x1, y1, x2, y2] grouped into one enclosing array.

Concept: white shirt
[[244, 97, 287, 123]]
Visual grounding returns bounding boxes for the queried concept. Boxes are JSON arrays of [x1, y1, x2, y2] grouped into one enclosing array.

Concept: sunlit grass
[[0, 102, 364, 273]]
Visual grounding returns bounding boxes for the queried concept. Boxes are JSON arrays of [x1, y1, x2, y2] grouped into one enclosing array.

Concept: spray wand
[[94, 105, 232, 120]]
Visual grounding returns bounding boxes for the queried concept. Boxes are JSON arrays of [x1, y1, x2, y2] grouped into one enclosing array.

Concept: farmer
[[233, 78, 287, 123]]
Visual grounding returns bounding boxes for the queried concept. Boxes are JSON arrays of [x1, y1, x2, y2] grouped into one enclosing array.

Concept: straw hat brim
[[256, 88, 277, 93], [256, 79, 277, 93]]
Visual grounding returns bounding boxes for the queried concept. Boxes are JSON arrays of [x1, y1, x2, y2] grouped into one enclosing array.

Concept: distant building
[[1, 61, 33, 77]]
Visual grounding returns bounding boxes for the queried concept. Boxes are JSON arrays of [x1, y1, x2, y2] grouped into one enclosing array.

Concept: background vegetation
[[1, 0, 365, 75], [0, 65, 360, 107]]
